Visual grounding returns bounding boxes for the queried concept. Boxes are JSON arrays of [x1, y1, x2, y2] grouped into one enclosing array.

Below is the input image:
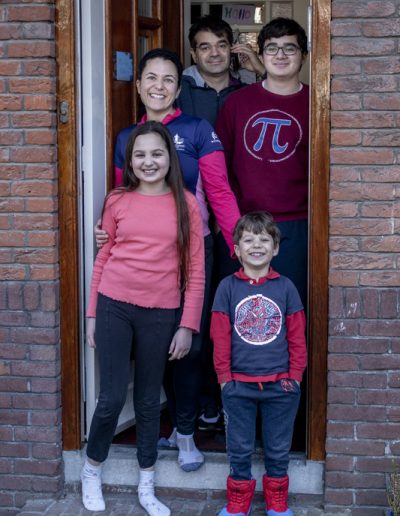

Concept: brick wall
[[328, 1, 400, 514], [0, 1, 62, 511]]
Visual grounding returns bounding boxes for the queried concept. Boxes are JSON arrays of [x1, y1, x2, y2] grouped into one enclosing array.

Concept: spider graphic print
[[234, 294, 282, 345]]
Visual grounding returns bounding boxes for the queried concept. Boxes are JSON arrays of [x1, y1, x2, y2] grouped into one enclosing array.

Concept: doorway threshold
[[63, 445, 324, 494]]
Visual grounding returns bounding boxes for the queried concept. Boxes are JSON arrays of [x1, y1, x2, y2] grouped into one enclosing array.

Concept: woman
[[97, 48, 240, 473]]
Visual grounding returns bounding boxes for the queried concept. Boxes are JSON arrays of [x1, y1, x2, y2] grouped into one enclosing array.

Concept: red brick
[[15, 425, 60, 444], [331, 19, 362, 36], [360, 271, 400, 287], [326, 455, 354, 471], [24, 60, 56, 76], [9, 78, 55, 94], [32, 476, 62, 493], [332, 111, 396, 128], [358, 423, 400, 440], [24, 94, 55, 111], [11, 113, 54, 128], [331, 129, 361, 146], [331, 57, 362, 75], [333, 183, 396, 202], [328, 354, 359, 371], [30, 409, 61, 426], [8, 41, 55, 58], [326, 420, 355, 439], [0, 343, 27, 360], [388, 373, 400, 388], [329, 201, 358, 217], [0, 442, 29, 458], [331, 93, 362, 111], [328, 387, 356, 404], [331, 148, 394, 165], [0, 410, 28, 426], [332, 75, 397, 94], [1, 476, 32, 491], [360, 353, 400, 370], [25, 129, 56, 145], [11, 182, 56, 198], [8, 6, 54, 22], [12, 393, 60, 410], [27, 231, 57, 247], [25, 164, 56, 180], [388, 407, 400, 422], [30, 265, 58, 281], [30, 377, 60, 393], [329, 236, 359, 252], [364, 93, 400, 110], [324, 489, 354, 506], [326, 471, 385, 489], [331, 253, 394, 270], [326, 438, 385, 456], [332, 2, 396, 18], [0, 23, 21, 40], [364, 56, 400, 74], [10, 146, 56, 164], [0, 94, 23, 110], [14, 248, 58, 265], [329, 319, 359, 336], [330, 218, 393, 236], [360, 203, 399, 218], [329, 337, 389, 354], [0, 164, 24, 180], [332, 38, 395, 57], [14, 459, 61, 476], [30, 344, 57, 361], [358, 389, 400, 406], [0, 265, 26, 281], [355, 489, 388, 506], [380, 290, 399, 318], [32, 443, 62, 460], [329, 270, 359, 286], [363, 129, 400, 147], [363, 19, 400, 37], [0, 130, 23, 145], [328, 404, 386, 422], [356, 457, 396, 473]]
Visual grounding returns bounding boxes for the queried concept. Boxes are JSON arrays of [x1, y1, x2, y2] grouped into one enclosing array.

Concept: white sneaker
[[81, 466, 106, 512]]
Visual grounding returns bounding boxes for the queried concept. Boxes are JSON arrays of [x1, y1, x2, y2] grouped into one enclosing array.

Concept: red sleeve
[[198, 151, 240, 255], [287, 310, 307, 381], [114, 166, 123, 188], [210, 311, 233, 384]]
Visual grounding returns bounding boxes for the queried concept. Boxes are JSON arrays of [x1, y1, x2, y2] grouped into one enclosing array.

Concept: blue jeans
[[222, 380, 301, 480], [86, 294, 178, 468]]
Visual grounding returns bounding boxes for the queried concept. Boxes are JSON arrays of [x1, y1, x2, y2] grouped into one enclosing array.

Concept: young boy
[[211, 212, 307, 516]]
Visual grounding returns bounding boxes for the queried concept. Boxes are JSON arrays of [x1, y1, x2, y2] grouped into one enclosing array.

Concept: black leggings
[[86, 294, 178, 468]]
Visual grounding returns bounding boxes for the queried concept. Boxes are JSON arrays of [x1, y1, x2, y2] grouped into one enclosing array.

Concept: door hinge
[[59, 100, 69, 124]]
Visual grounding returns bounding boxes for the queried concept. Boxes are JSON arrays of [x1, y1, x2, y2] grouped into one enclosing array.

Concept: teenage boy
[[215, 18, 309, 307], [211, 212, 307, 516], [178, 15, 265, 126]]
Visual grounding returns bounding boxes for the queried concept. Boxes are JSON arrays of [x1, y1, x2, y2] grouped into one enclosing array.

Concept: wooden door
[[57, 0, 329, 459]]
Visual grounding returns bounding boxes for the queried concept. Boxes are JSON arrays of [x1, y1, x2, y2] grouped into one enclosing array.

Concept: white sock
[[138, 469, 170, 516], [81, 459, 105, 512], [176, 432, 204, 472]]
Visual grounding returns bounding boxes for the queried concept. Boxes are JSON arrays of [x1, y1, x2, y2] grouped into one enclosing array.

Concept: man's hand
[[231, 43, 265, 76], [168, 327, 193, 361], [94, 218, 109, 249], [87, 317, 96, 348]]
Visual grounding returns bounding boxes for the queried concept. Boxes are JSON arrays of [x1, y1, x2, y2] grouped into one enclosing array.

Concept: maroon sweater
[[215, 82, 309, 221]]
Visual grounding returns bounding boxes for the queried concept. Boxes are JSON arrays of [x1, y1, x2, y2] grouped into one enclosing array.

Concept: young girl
[[81, 121, 205, 515]]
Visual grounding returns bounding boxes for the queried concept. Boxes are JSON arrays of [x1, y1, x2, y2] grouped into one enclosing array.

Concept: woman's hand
[[86, 317, 96, 348], [94, 218, 109, 249], [168, 327, 193, 361]]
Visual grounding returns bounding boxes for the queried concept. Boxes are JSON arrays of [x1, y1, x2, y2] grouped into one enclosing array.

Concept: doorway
[[58, 0, 329, 462]]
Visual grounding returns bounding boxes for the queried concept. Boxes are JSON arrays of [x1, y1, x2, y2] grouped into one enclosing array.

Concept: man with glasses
[[215, 17, 309, 311], [178, 15, 265, 126]]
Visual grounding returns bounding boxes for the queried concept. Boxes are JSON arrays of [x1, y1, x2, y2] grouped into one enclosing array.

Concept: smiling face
[[130, 132, 170, 194], [234, 230, 279, 278], [190, 30, 231, 79], [261, 34, 305, 83], [136, 58, 180, 121]]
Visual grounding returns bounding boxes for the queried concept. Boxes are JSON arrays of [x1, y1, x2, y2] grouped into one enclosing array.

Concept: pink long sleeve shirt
[[87, 190, 205, 333]]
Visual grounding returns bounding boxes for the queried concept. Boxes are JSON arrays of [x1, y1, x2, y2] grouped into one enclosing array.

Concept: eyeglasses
[[263, 44, 300, 56], [195, 42, 230, 54]]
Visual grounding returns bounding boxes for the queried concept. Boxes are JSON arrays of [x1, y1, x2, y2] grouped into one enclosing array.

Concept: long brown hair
[[102, 121, 191, 291]]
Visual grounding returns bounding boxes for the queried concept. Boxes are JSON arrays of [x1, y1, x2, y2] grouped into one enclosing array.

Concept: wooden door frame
[[57, 0, 330, 458]]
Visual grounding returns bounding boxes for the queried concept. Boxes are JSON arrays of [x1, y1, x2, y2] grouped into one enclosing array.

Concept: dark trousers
[[222, 380, 301, 480], [163, 234, 213, 434], [86, 293, 177, 469]]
